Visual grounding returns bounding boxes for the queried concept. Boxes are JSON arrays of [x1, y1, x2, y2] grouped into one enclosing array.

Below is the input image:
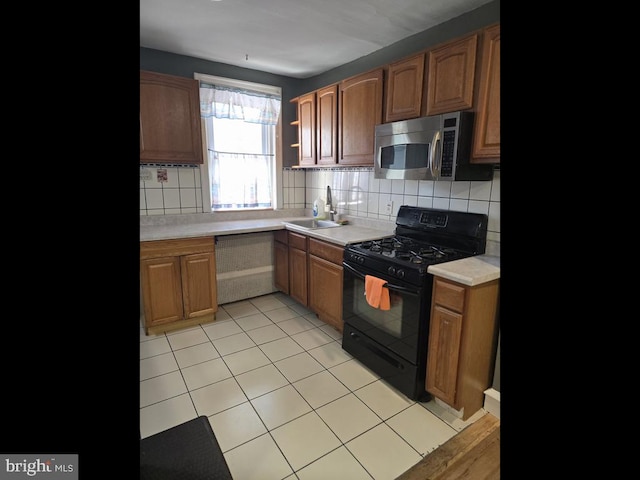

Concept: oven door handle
[[343, 262, 420, 296]]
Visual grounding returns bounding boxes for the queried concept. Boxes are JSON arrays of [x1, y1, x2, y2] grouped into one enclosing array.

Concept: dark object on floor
[[140, 416, 233, 480]]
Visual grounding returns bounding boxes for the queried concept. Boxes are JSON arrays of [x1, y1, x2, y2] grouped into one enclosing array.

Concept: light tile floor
[[140, 292, 488, 480]]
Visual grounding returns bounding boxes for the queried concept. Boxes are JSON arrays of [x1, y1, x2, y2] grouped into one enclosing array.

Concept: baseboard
[[483, 388, 500, 419]]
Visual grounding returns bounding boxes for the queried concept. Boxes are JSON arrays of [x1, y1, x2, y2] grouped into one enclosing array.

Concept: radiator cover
[[215, 232, 277, 305]]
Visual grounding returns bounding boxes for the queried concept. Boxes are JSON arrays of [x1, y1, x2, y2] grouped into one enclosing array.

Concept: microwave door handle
[[429, 130, 441, 179]]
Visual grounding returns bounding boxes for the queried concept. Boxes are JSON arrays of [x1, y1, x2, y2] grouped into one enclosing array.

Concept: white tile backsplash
[[451, 181, 470, 199], [139, 164, 500, 254], [470, 180, 492, 201], [404, 180, 419, 196], [163, 188, 181, 209], [433, 181, 452, 198]]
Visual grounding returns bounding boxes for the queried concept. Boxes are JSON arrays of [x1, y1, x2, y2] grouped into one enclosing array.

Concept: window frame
[[194, 72, 283, 212]]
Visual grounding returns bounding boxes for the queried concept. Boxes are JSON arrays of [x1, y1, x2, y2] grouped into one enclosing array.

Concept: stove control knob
[[356, 255, 365, 265], [396, 269, 405, 279], [387, 266, 396, 276]]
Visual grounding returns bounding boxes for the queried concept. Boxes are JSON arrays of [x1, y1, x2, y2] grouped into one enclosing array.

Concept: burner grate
[[349, 235, 467, 270]]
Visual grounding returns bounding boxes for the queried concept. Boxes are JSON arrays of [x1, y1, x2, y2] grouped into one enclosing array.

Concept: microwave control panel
[[440, 130, 456, 177]]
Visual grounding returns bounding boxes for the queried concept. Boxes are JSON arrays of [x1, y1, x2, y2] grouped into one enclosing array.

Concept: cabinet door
[[425, 34, 478, 116], [274, 240, 290, 294], [339, 69, 383, 165], [140, 70, 204, 164], [140, 256, 184, 326], [297, 92, 316, 166], [426, 305, 463, 406], [289, 247, 308, 306], [181, 252, 217, 319], [308, 255, 343, 332], [385, 53, 425, 123], [472, 24, 500, 163], [316, 84, 339, 165]]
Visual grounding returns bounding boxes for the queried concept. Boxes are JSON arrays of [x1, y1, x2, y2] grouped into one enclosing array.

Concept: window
[[196, 74, 282, 212]]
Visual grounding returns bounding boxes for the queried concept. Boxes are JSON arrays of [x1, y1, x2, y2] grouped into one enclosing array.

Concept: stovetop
[[344, 206, 488, 285], [352, 236, 467, 265]]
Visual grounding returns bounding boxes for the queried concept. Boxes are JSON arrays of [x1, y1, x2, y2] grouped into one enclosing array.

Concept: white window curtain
[[200, 85, 281, 125], [210, 151, 273, 208], [200, 84, 281, 210]]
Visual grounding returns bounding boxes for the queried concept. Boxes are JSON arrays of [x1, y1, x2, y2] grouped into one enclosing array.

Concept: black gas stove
[[344, 206, 488, 287], [341, 205, 489, 401]]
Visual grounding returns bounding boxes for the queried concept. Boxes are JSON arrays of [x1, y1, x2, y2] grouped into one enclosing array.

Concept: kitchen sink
[[283, 219, 342, 230]]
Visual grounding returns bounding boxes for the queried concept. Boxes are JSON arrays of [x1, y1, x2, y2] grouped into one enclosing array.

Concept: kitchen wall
[[140, 165, 500, 256], [140, 164, 204, 215], [300, 167, 500, 256]]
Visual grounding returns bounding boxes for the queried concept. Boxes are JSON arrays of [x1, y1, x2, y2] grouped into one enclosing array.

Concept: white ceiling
[[140, 0, 494, 79]]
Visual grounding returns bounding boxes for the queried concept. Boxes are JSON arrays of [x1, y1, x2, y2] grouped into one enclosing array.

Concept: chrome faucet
[[326, 186, 336, 221]]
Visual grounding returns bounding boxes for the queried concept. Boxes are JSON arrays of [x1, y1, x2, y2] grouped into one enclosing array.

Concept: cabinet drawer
[[140, 236, 215, 260], [274, 229, 288, 244], [288, 231, 308, 251], [309, 238, 343, 264], [433, 277, 465, 313]]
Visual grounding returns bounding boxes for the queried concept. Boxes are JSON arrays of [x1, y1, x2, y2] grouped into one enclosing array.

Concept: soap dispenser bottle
[[313, 197, 325, 219]]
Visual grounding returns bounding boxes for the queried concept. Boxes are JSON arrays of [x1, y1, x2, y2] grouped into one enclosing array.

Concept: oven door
[[341, 260, 433, 400]]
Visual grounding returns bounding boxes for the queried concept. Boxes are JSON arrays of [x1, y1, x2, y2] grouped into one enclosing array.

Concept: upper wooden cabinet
[[140, 70, 204, 165], [339, 68, 383, 165], [289, 24, 499, 169], [425, 34, 478, 116], [316, 84, 339, 165], [385, 53, 425, 123], [292, 85, 338, 166], [296, 92, 316, 166], [472, 24, 501, 163]]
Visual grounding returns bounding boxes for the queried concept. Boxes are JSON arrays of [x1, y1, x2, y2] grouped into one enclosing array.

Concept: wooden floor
[[396, 412, 500, 480]]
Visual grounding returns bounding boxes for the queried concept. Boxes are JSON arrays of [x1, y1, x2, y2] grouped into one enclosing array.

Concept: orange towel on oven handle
[[365, 275, 391, 310]]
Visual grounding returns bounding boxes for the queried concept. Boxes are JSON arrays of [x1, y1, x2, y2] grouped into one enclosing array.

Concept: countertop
[[140, 214, 500, 284], [427, 254, 500, 286], [139, 216, 396, 246]]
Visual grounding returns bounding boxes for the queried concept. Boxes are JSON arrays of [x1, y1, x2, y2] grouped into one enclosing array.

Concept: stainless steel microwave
[[374, 111, 493, 181]]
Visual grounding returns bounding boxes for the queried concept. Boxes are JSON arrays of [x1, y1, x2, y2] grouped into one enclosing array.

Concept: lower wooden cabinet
[[308, 238, 344, 332], [273, 230, 289, 294], [140, 236, 217, 335], [287, 232, 308, 306], [426, 276, 499, 420], [273, 230, 344, 332]]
